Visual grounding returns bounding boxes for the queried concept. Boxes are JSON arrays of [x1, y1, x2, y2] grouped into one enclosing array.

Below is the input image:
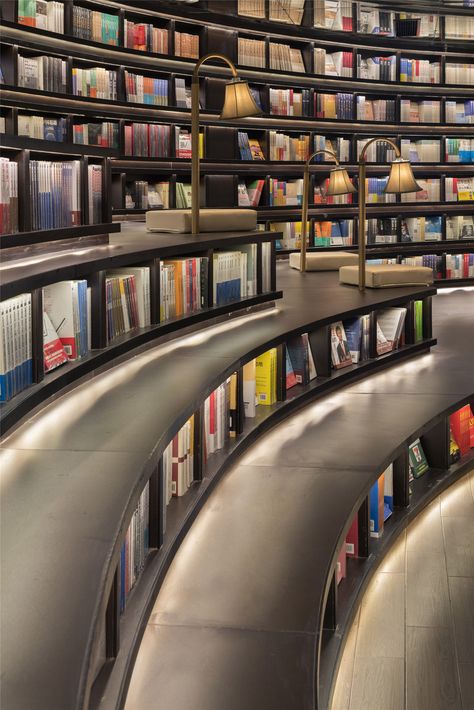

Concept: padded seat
[[289, 251, 358, 271], [146, 208, 257, 233], [339, 264, 434, 288]]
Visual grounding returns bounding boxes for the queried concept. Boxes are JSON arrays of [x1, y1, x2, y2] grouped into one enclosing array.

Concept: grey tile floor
[[331, 469, 474, 710]]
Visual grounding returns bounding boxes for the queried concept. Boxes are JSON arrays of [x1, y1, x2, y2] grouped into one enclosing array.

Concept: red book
[[450, 405, 471, 456], [345, 516, 359, 557]]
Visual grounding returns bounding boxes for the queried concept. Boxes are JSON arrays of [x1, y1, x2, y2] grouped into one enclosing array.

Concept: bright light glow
[[0, 246, 121, 271], [437, 287, 474, 295]]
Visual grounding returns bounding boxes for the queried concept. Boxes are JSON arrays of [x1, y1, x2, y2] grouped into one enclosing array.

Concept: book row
[[367, 254, 474, 280], [8, 55, 474, 125], [14, 0, 474, 47]]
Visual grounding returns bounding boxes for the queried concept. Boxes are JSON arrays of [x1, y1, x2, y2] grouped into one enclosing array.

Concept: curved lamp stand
[[191, 54, 261, 235]]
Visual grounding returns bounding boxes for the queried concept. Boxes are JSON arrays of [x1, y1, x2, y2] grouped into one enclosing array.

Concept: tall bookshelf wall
[[0, 0, 473, 280]]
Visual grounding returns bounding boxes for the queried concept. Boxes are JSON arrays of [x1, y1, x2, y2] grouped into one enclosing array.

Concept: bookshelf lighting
[[191, 53, 261, 234], [300, 149, 355, 272]]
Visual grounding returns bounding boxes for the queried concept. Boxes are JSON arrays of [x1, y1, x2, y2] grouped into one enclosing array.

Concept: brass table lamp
[[191, 53, 261, 234]]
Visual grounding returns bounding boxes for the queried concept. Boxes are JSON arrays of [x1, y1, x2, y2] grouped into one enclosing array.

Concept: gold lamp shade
[[385, 157, 422, 194], [220, 78, 262, 120], [327, 167, 357, 196]]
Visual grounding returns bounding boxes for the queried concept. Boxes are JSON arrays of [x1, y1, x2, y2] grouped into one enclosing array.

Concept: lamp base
[[146, 209, 257, 233], [339, 264, 434, 288], [289, 251, 358, 271]]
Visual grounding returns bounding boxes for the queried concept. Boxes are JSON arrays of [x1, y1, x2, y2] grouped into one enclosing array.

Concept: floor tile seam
[[145, 619, 318, 637]]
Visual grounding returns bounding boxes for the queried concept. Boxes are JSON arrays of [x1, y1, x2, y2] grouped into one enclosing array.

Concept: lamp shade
[[220, 79, 262, 119], [327, 167, 357, 196], [385, 158, 422, 194]]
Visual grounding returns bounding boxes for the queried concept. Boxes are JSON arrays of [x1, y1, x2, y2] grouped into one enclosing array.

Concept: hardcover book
[[408, 438, 429, 478], [330, 321, 352, 369]]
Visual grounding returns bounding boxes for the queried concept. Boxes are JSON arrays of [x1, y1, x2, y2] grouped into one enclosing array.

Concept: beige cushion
[[146, 208, 257, 233], [339, 264, 434, 288], [289, 251, 358, 271]]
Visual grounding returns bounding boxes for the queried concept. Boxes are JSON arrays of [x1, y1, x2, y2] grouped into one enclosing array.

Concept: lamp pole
[[300, 149, 341, 273], [191, 54, 240, 235], [357, 137, 402, 292]]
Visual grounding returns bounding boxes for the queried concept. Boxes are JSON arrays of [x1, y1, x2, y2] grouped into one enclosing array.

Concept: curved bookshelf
[[1, 267, 443, 710]]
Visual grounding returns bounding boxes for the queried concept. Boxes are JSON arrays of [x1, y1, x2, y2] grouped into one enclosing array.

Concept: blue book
[[343, 318, 362, 363]]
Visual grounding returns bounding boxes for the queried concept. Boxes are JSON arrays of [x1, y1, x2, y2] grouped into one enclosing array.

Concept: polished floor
[[331, 470, 474, 710]]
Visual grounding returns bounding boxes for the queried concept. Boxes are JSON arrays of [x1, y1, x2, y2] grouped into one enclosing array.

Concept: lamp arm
[[305, 149, 340, 167], [193, 53, 239, 80], [358, 136, 400, 163]]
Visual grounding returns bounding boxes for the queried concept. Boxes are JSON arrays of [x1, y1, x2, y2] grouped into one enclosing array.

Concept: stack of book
[[396, 12, 439, 37], [269, 0, 305, 24], [445, 15, 474, 39], [125, 181, 168, 210], [119, 482, 149, 613], [238, 0, 265, 19], [160, 257, 209, 320], [445, 100, 474, 124], [18, 0, 64, 32], [400, 99, 440, 123], [237, 179, 265, 207], [314, 219, 353, 246], [174, 126, 192, 158], [162, 417, 195, 499], [401, 216, 442, 242], [445, 138, 474, 163], [213, 247, 257, 305], [314, 49, 353, 77], [401, 254, 443, 279], [124, 20, 169, 53], [269, 178, 303, 206], [18, 114, 67, 141], [369, 465, 394, 538], [0, 157, 19, 234], [400, 138, 440, 163], [446, 63, 474, 86], [314, 92, 353, 120], [314, 0, 353, 31], [358, 5, 394, 35], [269, 88, 310, 116], [203, 380, 233, 460], [124, 72, 168, 105], [400, 58, 440, 84], [18, 54, 67, 93], [105, 273, 141, 341], [269, 131, 310, 161], [238, 132, 265, 160], [366, 176, 396, 203], [314, 135, 350, 162], [269, 43, 305, 73], [72, 66, 117, 100], [124, 123, 171, 157], [446, 215, 474, 240], [367, 217, 398, 244], [43, 280, 89, 367], [357, 138, 396, 162], [377, 308, 407, 354], [88, 164, 103, 223], [174, 31, 199, 59], [238, 37, 266, 68], [357, 54, 396, 81], [401, 178, 440, 203], [72, 7, 119, 45], [314, 178, 354, 204], [175, 182, 192, 208], [30, 160, 81, 229], [445, 177, 474, 202], [73, 122, 119, 148], [341, 316, 371, 362], [174, 78, 192, 109], [357, 96, 396, 121], [446, 253, 474, 279], [0, 294, 33, 402], [270, 220, 308, 250]]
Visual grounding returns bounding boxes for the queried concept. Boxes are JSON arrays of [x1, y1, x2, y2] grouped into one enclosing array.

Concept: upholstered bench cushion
[[339, 264, 434, 288], [146, 208, 257, 233], [289, 251, 358, 271]]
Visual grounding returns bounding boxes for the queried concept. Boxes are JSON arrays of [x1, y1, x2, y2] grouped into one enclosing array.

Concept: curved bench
[[0, 268, 460, 710], [124, 286, 474, 710]]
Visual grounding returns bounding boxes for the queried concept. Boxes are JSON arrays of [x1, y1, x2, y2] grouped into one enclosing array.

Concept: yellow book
[[255, 348, 277, 406]]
